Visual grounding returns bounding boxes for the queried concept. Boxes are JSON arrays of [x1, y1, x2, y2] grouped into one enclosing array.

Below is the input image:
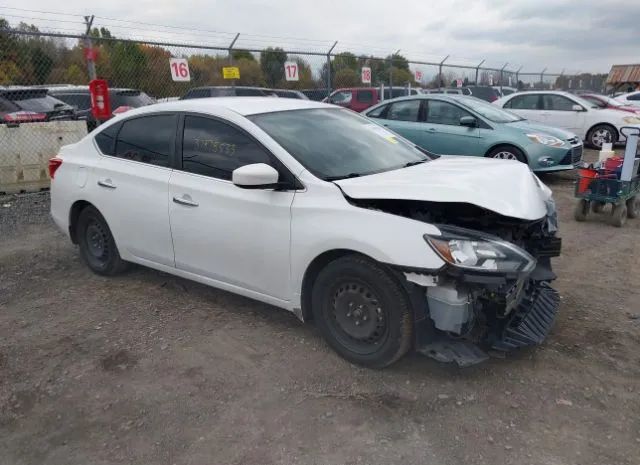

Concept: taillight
[[3, 111, 47, 122], [112, 106, 133, 115], [48, 158, 63, 179]]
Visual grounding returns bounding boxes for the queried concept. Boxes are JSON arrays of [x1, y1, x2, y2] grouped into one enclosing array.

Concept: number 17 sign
[[284, 61, 299, 81], [170, 58, 191, 82]]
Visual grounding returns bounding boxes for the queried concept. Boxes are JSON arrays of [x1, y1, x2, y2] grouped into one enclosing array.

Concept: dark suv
[[0, 87, 76, 124], [48, 86, 155, 130], [181, 86, 274, 99]]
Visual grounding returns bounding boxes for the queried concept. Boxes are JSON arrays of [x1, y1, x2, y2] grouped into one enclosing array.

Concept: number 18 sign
[[284, 61, 299, 81], [170, 58, 191, 82], [361, 67, 372, 84]]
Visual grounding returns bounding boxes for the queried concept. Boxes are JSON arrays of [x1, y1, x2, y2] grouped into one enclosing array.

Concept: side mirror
[[572, 104, 584, 111], [232, 163, 280, 189], [460, 116, 477, 127]]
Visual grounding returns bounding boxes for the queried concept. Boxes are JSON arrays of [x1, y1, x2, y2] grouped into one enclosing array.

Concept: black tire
[[311, 255, 413, 368], [76, 206, 128, 276], [609, 203, 627, 227], [586, 124, 617, 149], [486, 145, 527, 164], [591, 201, 606, 213], [574, 199, 589, 221], [626, 196, 640, 218]]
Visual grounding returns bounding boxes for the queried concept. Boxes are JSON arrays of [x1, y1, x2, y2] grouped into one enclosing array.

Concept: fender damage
[[350, 197, 561, 366]]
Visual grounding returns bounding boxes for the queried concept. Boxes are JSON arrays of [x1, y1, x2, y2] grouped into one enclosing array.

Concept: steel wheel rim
[[85, 220, 110, 263], [492, 151, 518, 160], [591, 129, 612, 147], [326, 279, 389, 355]]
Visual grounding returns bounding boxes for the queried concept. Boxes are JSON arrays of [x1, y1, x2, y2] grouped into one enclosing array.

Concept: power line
[[0, 5, 84, 17], [0, 13, 85, 25]]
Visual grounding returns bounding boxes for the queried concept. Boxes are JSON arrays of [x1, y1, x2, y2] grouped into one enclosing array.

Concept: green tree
[[232, 50, 255, 61], [334, 68, 359, 87], [260, 47, 287, 87]]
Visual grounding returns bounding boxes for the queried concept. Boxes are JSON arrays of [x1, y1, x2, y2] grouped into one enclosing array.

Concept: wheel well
[[300, 249, 372, 322], [587, 123, 618, 141], [68, 200, 94, 244], [484, 143, 527, 161]]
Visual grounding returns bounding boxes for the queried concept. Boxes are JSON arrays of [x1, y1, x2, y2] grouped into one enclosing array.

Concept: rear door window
[[114, 114, 176, 167], [386, 100, 422, 122], [94, 123, 121, 155], [356, 90, 374, 103], [505, 94, 540, 110], [55, 93, 91, 110]]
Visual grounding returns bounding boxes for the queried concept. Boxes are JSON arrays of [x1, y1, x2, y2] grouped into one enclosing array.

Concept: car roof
[[118, 96, 330, 117]]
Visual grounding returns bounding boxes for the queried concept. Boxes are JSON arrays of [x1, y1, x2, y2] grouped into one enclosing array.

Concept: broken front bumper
[[409, 264, 560, 367]]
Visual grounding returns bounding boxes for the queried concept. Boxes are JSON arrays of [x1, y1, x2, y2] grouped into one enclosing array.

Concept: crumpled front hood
[[335, 157, 549, 221], [505, 120, 576, 140]]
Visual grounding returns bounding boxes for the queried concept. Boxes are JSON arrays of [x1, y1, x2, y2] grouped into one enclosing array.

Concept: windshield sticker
[[364, 123, 398, 144]]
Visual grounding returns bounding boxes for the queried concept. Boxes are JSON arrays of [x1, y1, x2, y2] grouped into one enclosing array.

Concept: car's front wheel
[[311, 255, 413, 368], [76, 205, 129, 276], [486, 145, 527, 164]]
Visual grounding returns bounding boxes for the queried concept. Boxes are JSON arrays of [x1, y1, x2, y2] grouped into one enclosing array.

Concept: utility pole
[[475, 59, 485, 85], [540, 67, 547, 89], [515, 65, 523, 89], [326, 41, 337, 99], [438, 55, 449, 91], [83, 15, 96, 81], [228, 33, 240, 89], [389, 49, 400, 95], [499, 62, 508, 94]]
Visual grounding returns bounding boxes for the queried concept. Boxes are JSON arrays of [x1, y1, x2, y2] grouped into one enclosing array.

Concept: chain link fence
[[0, 26, 607, 193]]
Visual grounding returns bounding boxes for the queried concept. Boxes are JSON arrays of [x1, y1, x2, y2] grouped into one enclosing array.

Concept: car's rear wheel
[[311, 255, 413, 368], [486, 146, 527, 164], [609, 203, 628, 227], [76, 206, 128, 276], [587, 124, 617, 149], [626, 196, 640, 218]]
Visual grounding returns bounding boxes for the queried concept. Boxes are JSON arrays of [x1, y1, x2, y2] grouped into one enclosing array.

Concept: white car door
[[503, 94, 544, 123], [93, 114, 176, 267], [168, 114, 295, 300], [540, 94, 586, 136]]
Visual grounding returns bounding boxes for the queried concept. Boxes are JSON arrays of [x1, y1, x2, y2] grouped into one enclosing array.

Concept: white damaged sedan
[[50, 97, 561, 368]]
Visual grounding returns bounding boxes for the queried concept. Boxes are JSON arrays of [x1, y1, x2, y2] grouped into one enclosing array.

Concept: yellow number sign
[[223, 66, 240, 79]]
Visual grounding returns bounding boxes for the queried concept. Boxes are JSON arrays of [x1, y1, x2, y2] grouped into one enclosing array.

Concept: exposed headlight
[[424, 226, 535, 274], [622, 116, 640, 124], [526, 133, 565, 147]]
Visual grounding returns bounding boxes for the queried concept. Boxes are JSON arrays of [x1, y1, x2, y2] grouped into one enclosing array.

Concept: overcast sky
[[2, 0, 636, 73]]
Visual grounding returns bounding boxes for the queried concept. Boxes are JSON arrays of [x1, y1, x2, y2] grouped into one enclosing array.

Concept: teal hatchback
[[363, 95, 583, 172]]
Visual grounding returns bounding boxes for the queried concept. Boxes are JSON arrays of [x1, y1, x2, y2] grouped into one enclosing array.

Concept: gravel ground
[[1, 150, 639, 465]]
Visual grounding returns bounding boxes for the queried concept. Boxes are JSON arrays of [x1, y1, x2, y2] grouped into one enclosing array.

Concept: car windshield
[[569, 94, 599, 109], [456, 96, 523, 123], [594, 95, 624, 107], [250, 108, 433, 180]]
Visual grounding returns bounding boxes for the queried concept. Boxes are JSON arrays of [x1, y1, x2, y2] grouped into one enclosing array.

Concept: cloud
[[1, 0, 632, 73]]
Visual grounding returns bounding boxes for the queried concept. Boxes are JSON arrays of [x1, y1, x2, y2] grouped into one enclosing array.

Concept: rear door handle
[[426, 128, 437, 132], [172, 195, 199, 207], [97, 179, 116, 189]]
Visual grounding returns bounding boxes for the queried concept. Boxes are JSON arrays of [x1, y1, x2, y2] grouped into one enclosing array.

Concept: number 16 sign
[[170, 58, 191, 82]]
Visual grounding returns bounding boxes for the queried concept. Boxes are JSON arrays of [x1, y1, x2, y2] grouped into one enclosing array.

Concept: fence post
[[475, 59, 485, 85], [326, 41, 337, 98], [500, 62, 508, 93], [539, 67, 547, 89], [515, 65, 523, 89], [83, 15, 96, 82], [438, 55, 449, 90], [228, 33, 240, 89]]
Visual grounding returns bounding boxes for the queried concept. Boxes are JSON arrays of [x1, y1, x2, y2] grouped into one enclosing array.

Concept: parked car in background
[[494, 91, 640, 148], [614, 91, 640, 108], [300, 88, 330, 101], [580, 93, 640, 115], [325, 87, 421, 112], [269, 89, 308, 99], [49, 97, 561, 368], [0, 87, 76, 124], [423, 86, 500, 102], [181, 86, 273, 100], [493, 86, 517, 97], [363, 94, 582, 172], [48, 86, 155, 130]]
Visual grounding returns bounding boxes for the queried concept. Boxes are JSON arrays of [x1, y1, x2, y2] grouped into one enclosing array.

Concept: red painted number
[[171, 62, 189, 78], [286, 64, 297, 79]]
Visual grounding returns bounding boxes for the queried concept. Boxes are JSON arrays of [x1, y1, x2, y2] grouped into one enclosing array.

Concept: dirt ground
[[1, 149, 639, 465]]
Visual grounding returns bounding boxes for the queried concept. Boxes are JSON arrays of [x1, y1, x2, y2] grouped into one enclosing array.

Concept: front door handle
[[97, 179, 116, 189], [426, 127, 437, 132], [172, 195, 199, 207]]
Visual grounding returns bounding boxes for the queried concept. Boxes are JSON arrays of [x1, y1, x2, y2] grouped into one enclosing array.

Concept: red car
[[325, 87, 423, 112], [580, 93, 640, 115]]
